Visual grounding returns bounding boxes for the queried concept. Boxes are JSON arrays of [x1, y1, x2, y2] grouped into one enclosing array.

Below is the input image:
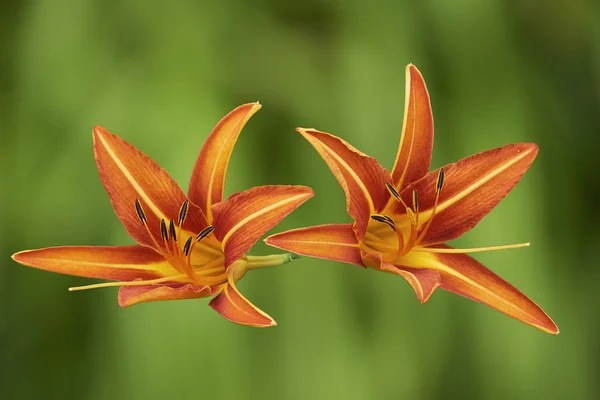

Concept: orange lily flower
[[266, 65, 558, 334], [12, 103, 313, 327]]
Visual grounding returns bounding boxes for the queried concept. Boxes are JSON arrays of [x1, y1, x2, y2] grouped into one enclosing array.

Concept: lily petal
[[297, 128, 391, 239], [393, 143, 538, 245], [118, 283, 219, 307], [362, 252, 440, 303], [208, 264, 276, 327], [413, 245, 558, 334], [188, 103, 262, 220], [391, 64, 434, 190], [265, 224, 363, 267], [12, 246, 173, 281], [93, 126, 207, 249], [212, 185, 314, 267]]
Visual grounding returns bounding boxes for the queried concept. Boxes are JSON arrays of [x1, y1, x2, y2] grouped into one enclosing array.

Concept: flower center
[[361, 168, 531, 263], [134, 199, 227, 286], [361, 168, 445, 262]]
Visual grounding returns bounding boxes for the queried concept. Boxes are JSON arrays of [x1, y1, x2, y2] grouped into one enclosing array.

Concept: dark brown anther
[[183, 236, 193, 256], [169, 219, 177, 241], [134, 199, 147, 225], [160, 219, 168, 242], [178, 200, 189, 226], [370, 215, 396, 232], [385, 182, 401, 201], [197, 225, 215, 241], [436, 168, 445, 192]]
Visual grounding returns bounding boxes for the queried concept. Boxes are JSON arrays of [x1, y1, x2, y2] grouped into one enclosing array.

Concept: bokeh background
[[1, 1, 598, 399]]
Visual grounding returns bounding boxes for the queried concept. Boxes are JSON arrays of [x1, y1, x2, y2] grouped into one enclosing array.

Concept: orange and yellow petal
[[118, 283, 221, 307], [296, 128, 391, 239], [390, 64, 434, 190], [188, 103, 262, 220], [400, 245, 558, 334], [12, 245, 174, 281], [93, 126, 207, 249], [391, 143, 538, 246], [212, 185, 314, 267], [265, 223, 363, 267], [208, 264, 276, 327]]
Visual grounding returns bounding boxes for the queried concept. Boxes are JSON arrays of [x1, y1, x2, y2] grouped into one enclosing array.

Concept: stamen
[[68, 274, 187, 291], [134, 199, 147, 225], [386, 182, 401, 201], [160, 219, 169, 242], [437, 167, 445, 192], [197, 225, 216, 241], [183, 236, 193, 256], [415, 243, 530, 254], [415, 168, 444, 246], [412, 189, 419, 212], [386, 182, 411, 210], [371, 215, 396, 232], [169, 219, 177, 242], [178, 200, 189, 226]]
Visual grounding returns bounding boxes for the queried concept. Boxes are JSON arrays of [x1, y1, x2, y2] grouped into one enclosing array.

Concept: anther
[[134, 199, 147, 225], [160, 219, 168, 242], [436, 168, 445, 192], [169, 219, 177, 241], [183, 236, 193, 256], [197, 225, 215, 241], [371, 215, 396, 232], [385, 182, 401, 201], [178, 200, 189, 226], [412, 189, 419, 211]]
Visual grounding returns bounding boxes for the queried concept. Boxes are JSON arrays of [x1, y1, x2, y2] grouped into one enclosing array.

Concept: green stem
[[246, 253, 300, 270]]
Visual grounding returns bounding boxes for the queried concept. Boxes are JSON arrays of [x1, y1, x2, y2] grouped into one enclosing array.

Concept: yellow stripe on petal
[[188, 103, 261, 220], [208, 264, 276, 327], [265, 223, 363, 267], [297, 128, 391, 239], [391, 64, 434, 191], [212, 185, 314, 267], [391, 143, 538, 245], [12, 245, 175, 281], [398, 245, 558, 334], [93, 126, 207, 250]]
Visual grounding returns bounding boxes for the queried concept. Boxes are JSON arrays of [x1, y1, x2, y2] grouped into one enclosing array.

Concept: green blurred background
[[1, 1, 597, 399]]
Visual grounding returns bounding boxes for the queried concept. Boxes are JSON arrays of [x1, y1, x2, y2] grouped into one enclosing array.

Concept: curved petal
[[391, 143, 538, 245], [403, 245, 558, 334], [390, 64, 434, 190], [296, 128, 391, 239], [265, 224, 363, 267], [362, 251, 440, 303], [118, 283, 221, 307], [93, 126, 207, 250], [12, 245, 173, 281], [188, 103, 262, 220], [208, 264, 276, 327], [212, 185, 314, 267]]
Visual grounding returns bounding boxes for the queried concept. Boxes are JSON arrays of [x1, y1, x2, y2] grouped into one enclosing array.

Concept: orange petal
[[212, 185, 314, 267], [118, 283, 220, 307], [393, 143, 538, 245], [12, 246, 172, 281], [188, 103, 261, 220], [93, 126, 207, 250], [424, 245, 558, 334], [362, 252, 440, 303], [296, 128, 391, 239], [208, 265, 276, 327], [390, 64, 434, 190], [265, 224, 363, 267]]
